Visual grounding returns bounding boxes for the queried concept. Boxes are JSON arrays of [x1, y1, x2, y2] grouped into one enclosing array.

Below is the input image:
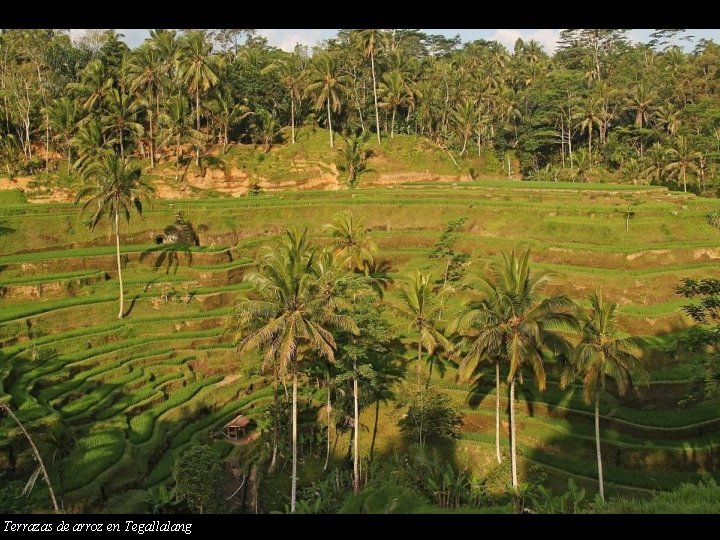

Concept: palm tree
[[642, 142, 666, 184], [207, 88, 251, 152], [101, 89, 144, 158], [251, 109, 280, 153], [664, 135, 701, 192], [394, 270, 452, 389], [452, 98, 478, 156], [452, 290, 505, 464], [336, 130, 372, 188], [654, 103, 681, 136], [323, 211, 377, 272], [625, 85, 657, 156], [354, 29, 384, 144], [0, 403, 59, 514], [265, 55, 305, 144], [228, 228, 358, 513], [572, 148, 591, 182], [158, 96, 203, 182], [126, 44, 165, 167], [75, 153, 154, 319], [175, 31, 224, 166], [620, 158, 645, 185], [560, 292, 647, 501], [304, 54, 352, 149], [66, 58, 113, 113], [72, 118, 112, 171], [378, 70, 410, 139], [572, 96, 602, 157], [44, 97, 77, 168], [473, 250, 578, 488]]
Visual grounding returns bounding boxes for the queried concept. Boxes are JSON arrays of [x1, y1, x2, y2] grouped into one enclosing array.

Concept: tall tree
[[624, 84, 657, 156], [664, 135, 701, 192], [355, 29, 384, 144], [265, 55, 305, 144], [305, 54, 351, 149], [126, 44, 165, 167], [176, 31, 224, 166], [101, 88, 144, 158], [378, 70, 410, 139], [228, 228, 358, 513], [158, 96, 203, 182], [207, 87, 251, 152], [642, 142, 666, 184], [75, 153, 154, 318], [452, 287, 506, 465], [560, 292, 647, 501], [324, 211, 377, 272], [394, 270, 452, 389], [471, 250, 578, 488], [573, 96, 602, 157], [44, 96, 77, 168]]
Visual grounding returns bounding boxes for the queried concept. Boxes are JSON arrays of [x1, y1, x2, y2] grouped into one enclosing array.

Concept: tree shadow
[[123, 294, 140, 318], [140, 212, 201, 276], [0, 219, 15, 236]]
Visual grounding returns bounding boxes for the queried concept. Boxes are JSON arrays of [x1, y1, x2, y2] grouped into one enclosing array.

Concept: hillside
[[0, 128, 516, 203], [2, 178, 720, 513]]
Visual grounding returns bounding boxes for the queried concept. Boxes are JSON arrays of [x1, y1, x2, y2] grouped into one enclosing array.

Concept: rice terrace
[[2, 28, 720, 515]]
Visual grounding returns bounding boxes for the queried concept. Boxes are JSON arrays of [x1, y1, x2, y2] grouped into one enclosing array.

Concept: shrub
[[396, 385, 462, 446], [173, 445, 225, 514]]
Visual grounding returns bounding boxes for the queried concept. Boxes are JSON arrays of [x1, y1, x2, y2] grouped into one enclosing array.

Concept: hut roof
[[225, 414, 250, 429]]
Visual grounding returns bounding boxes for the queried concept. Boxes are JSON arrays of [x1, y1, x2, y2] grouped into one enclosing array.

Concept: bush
[[173, 445, 225, 514], [339, 483, 429, 514], [593, 479, 720, 514], [396, 385, 462, 446]]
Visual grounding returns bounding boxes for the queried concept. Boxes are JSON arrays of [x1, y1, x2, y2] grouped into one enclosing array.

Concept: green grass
[[4, 177, 720, 511], [0, 269, 105, 286], [0, 243, 229, 265], [403, 179, 668, 191], [0, 189, 27, 205]]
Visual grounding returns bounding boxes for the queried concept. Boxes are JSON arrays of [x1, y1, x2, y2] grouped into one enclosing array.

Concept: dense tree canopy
[[1, 29, 719, 193]]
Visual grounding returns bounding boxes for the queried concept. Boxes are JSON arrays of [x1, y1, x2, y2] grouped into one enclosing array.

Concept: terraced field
[[2, 180, 720, 511]]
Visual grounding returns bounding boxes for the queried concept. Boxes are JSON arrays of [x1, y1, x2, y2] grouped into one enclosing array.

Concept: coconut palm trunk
[[269, 376, 279, 474], [45, 113, 50, 173], [195, 89, 201, 166], [595, 392, 605, 501], [323, 371, 331, 471], [417, 340, 422, 388], [290, 93, 295, 144], [495, 362, 502, 464], [371, 51, 381, 144], [115, 209, 124, 319], [326, 96, 334, 148], [149, 112, 155, 168], [175, 138, 181, 182], [291, 366, 298, 513], [353, 359, 360, 493], [509, 378, 518, 488], [0, 404, 59, 514]]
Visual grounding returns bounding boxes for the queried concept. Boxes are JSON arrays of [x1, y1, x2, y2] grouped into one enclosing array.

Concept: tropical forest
[[2, 28, 720, 515]]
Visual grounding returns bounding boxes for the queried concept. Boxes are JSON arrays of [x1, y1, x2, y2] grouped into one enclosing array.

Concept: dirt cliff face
[[2, 160, 471, 202]]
